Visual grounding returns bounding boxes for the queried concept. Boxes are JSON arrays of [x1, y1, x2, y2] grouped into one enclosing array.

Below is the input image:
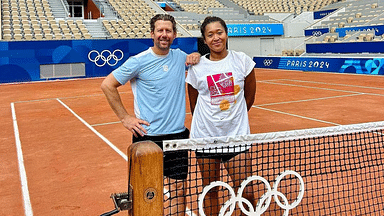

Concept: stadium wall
[[86, 0, 103, 19], [229, 37, 282, 57], [0, 38, 198, 84], [226, 23, 284, 57], [253, 56, 384, 75]]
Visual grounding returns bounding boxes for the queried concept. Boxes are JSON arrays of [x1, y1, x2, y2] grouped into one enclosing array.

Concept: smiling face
[[202, 20, 228, 59], [151, 20, 177, 55]]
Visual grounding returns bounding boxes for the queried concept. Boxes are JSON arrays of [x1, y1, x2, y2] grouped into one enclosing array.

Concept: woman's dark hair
[[150, 14, 177, 33], [200, 16, 228, 39]]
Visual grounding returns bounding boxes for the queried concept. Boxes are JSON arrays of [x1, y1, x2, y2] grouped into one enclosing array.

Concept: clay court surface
[[2, 69, 384, 216]]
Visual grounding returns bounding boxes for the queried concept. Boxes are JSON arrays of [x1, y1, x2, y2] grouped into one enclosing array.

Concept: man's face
[[151, 20, 177, 53]]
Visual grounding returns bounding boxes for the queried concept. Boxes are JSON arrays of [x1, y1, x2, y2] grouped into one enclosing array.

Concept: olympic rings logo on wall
[[263, 59, 273, 66], [88, 49, 124, 67], [198, 170, 305, 216], [312, 31, 323, 37]]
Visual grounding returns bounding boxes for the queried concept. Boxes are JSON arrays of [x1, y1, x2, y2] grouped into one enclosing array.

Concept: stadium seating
[[232, 0, 340, 15], [0, 0, 99, 40], [103, 0, 156, 38], [316, 1, 384, 29], [0, 0, 297, 40], [306, 0, 384, 46]]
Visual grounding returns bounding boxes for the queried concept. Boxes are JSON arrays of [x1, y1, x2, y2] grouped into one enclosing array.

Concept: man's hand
[[101, 74, 150, 138], [185, 52, 201, 66], [121, 115, 150, 138]]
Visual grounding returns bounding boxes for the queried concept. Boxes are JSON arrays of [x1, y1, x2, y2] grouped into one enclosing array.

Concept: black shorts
[[195, 150, 247, 162], [132, 128, 189, 180]]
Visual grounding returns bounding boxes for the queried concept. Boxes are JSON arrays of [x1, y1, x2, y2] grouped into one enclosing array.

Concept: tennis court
[[2, 68, 384, 216]]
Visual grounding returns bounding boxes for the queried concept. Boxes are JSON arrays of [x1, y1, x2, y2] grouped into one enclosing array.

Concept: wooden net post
[[127, 141, 163, 216]]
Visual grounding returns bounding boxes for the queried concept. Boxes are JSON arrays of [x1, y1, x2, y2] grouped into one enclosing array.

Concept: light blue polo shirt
[[112, 48, 187, 136]]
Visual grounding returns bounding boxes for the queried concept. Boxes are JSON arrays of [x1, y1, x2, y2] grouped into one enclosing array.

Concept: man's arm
[[101, 73, 149, 137], [244, 69, 256, 111], [187, 83, 199, 115]]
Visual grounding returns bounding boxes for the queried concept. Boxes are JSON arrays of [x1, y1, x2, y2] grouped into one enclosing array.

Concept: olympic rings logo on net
[[88, 49, 124, 67], [198, 170, 305, 216], [263, 59, 273, 66]]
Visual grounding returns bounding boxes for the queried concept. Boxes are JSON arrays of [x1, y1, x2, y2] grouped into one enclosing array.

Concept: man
[[101, 14, 199, 215]]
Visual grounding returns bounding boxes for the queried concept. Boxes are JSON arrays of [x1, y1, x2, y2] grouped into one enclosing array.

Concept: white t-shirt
[[186, 50, 256, 139]]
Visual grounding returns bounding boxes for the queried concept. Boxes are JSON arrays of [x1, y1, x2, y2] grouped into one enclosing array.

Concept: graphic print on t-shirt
[[207, 72, 235, 110]]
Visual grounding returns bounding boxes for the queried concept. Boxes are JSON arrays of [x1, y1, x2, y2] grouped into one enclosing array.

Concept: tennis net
[[162, 121, 384, 216]]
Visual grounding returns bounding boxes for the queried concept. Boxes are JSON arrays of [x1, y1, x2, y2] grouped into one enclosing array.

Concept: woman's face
[[203, 21, 228, 54]]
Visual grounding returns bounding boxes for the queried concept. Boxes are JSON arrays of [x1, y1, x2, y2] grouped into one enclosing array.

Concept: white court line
[[91, 121, 121, 127], [279, 79, 384, 91], [258, 79, 384, 96], [11, 103, 33, 216], [254, 79, 379, 125], [57, 98, 196, 216], [12, 91, 131, 104], [56, 98, 128, 161], [258, 93, 362, 107], [254, 106, 340, 126], [260, 80, 368, 95]]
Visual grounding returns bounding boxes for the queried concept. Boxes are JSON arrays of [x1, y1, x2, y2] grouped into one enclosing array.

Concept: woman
[[186, 16, 257, 215]]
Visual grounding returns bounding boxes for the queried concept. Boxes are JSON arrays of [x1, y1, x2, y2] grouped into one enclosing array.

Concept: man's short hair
[[150, 14, 177, 33]]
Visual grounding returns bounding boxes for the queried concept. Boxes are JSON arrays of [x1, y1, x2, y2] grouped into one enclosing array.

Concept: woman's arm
[[187, 83, 199, 115], [244, 69, 256, 111]]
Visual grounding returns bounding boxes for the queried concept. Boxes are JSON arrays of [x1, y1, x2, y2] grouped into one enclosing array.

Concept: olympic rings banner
[[0, 38, 198, 83], [253, 56, 384, 75], [304, 28, 329, 37]]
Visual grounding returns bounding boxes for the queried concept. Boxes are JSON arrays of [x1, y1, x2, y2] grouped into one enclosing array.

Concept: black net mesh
[[163, 128, 384, 216]]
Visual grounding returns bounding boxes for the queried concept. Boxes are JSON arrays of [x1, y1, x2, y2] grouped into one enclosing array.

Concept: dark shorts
[[195, 150, 246, 162], [132, 128, 189, 180]]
